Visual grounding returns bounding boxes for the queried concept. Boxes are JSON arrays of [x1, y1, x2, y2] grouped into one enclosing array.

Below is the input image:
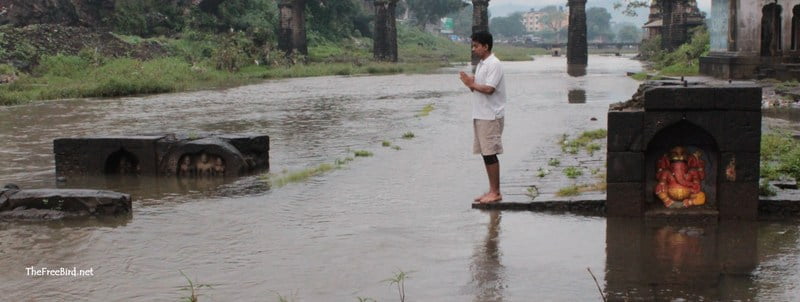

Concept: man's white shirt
[[472, 53, 506, 120]]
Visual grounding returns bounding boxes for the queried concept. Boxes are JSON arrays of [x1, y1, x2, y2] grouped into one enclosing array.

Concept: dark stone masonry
[[54, 133, 269, 178], [0, 184, 131, 218]]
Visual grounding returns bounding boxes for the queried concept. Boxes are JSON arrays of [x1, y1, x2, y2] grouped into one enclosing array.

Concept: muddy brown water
[[1, 56, 799, 301]]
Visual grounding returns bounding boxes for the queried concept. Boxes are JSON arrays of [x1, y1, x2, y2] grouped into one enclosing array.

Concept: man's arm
[[459, 71, 496, 94]]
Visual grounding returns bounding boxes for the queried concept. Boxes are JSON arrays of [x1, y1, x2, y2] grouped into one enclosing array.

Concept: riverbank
[[0, 24, 543, 106]]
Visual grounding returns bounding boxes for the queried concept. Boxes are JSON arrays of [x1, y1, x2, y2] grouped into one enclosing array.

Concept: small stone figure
[[117, 157, 138, 175], [212, 157, 225, 176], [178, 156, 192, 176], [195, 153, 213, 176]]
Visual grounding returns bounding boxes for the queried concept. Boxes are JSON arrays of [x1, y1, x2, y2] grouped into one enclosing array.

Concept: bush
[[113, 0, 185, 36], [35, 55, 89, 77], [213, 33, 255, 72]]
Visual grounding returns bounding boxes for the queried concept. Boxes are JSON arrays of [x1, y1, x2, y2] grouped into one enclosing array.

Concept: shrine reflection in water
[[606, 218, 759, 301]]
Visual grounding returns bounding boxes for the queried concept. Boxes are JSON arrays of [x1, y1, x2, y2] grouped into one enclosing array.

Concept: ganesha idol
[[655, 146, 707, 208]]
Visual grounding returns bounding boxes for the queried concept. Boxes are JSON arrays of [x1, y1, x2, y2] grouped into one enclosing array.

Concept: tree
[[616, 23, 642, 42], [490, 12, 525, 38], [306, 0, 369, 42], [406, 0, 467, 27], [613, 0, 649, 17], [540, 6, 566, 43], [586, 7, 614, 42], [447, 4, 472, 38]]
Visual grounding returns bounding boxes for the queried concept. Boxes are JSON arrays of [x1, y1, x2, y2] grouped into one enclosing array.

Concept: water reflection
[[568, 89, 587, 104], [470, 210, 505, 302], [57, 175, 269, 202], [763, 107, 800, 123], [567, 64, 587, 77], [605, 218, 758, 301]]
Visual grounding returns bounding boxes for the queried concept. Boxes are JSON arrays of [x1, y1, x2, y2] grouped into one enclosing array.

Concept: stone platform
[[0, 185, 131, 219]]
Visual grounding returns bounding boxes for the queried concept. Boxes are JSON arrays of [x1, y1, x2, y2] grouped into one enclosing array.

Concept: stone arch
[[644, 120, 720, 209], [792, 5, 800, 50], [761, 3, 783, 56], [160, 138, 246, 177], [105, 148, 140, 175]]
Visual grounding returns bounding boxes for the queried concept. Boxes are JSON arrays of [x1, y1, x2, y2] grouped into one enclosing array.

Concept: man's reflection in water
[[469, 210, 505, 302]]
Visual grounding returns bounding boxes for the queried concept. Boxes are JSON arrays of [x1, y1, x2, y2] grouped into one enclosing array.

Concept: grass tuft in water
[[354, 150, 373, 157], [560, 129, 607, 155], [537, 167, 550, 178], [402, 132, 415, 139], [548, 158, 561, 167], [415, 103, 435, 117], [383, 269, 413, 302], [564, 166, 583, 179], [382, 140, 392, 147], [179, 270, 212, 302], [526, 185, 539, 200], [556, 185, 580, 197]]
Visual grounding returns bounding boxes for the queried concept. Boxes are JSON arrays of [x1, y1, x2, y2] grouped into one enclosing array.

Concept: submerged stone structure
[[607, 81, 762, 220], [0, 184, 131, 218], [701, 0, 800, 80], [54, 133, 269, 178]]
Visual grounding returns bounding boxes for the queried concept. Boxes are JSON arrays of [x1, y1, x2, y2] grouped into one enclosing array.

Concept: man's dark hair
[[471, 31, 493, 52]]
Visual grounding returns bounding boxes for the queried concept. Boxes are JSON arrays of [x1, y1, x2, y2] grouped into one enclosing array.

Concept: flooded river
[[1, 55, 799, 301]]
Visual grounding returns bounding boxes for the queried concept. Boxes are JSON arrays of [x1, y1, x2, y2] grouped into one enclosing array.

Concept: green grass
[[556, 185, 580, 197], [526, 185, 539, 199], [537, 167, 550, 178], [402, 132, 415, 139], [382, 140, 392, 147], [564, 166, 583, 179], [548, 158, 560, 167], [415, 103, 435, 117], [586, 143, 601, 157], [354, 150, 373, 157], [560, 129, 607, 155], [265, 155, 360, 188], [761, 131, 800, 181]]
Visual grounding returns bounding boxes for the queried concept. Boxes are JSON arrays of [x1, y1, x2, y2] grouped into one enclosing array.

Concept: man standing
[[459, 31, 506, 204]]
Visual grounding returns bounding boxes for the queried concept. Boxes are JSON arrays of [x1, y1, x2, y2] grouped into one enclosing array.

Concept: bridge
[[508, 42, 641, 50]]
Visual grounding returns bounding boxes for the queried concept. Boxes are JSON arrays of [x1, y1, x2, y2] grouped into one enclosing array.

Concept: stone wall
[[54, 133, 269, 178]]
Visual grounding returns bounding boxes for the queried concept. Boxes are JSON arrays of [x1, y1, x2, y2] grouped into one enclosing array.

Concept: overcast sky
[[488, 0, 712, 12]]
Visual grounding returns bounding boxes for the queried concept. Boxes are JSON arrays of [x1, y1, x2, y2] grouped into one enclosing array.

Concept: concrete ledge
[[470, 198, 800, 220], [471, 199, 605, 215]]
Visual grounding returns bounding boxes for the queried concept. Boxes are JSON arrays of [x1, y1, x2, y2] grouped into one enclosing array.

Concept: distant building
[[700, 0, 800, 80], [522, 9, 569, 33], [642, 0, 704, 49]]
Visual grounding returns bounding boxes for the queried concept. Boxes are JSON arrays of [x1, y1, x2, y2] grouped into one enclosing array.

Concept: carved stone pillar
[[471, 0, 490, 65], [373, 0, 398, 62], [277, 0, 294, 55], [278, 0, 307, 57], [567, 0, 588, 65]]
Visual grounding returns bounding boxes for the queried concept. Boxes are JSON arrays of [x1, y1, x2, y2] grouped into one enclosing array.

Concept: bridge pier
[[567, 0, 588, 66]]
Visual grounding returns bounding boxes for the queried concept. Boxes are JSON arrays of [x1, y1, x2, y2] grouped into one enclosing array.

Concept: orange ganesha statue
[[655, 146, 707, 208]]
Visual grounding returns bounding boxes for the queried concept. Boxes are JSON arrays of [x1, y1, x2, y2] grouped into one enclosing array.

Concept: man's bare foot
[[474, 192, 489, 202], [478, 192, 502, 203]]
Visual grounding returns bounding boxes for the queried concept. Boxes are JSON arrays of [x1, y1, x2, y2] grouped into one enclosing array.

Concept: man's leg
[[480, 154, 502, 203]]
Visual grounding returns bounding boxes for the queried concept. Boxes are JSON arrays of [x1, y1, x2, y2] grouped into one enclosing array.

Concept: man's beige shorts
[[473, 117, 504, 155]]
